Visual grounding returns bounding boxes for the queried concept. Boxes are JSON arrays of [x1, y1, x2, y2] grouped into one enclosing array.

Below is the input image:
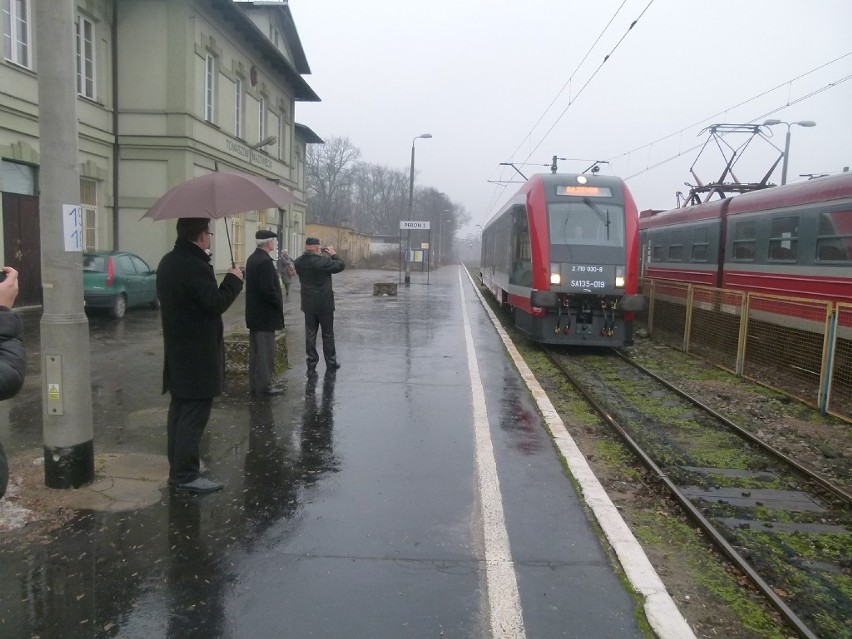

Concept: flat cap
[[305, 237, 321, 245], [256, 229, 277, 240]]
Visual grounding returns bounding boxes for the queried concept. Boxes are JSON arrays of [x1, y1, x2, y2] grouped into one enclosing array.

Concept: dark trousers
[[304, 312, 336, 370], [249, 330, 276, 393], [0, 440, 7, 499], [167, 396, 212, 484]]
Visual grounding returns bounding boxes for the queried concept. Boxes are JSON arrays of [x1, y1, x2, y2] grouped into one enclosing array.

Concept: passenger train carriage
[[638, 172, 852, 305], [480, 173, 644, 346]]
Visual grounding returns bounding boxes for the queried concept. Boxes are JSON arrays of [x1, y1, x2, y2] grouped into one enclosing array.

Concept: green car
[[83, 251, 159, 319]]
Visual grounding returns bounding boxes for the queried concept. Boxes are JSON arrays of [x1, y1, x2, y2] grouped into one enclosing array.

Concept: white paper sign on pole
[[63, 204, 84, 252]]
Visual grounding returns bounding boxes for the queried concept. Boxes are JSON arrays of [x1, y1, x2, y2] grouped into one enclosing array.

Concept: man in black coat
[[245, 229, 285, 395], [157, 218, 244, 493], [293, 237, 345, 376], [0, 267, 26, 499]]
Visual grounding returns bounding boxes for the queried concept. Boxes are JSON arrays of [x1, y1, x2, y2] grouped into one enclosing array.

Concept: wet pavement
[[0, 266, 652, 638]]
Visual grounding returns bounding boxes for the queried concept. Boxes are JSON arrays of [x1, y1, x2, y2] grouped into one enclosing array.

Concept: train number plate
[[566, 264, 610, 291]]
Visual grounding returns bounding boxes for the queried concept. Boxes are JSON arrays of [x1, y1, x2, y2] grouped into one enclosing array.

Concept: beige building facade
[[303, 222, 371, 268], [0, 0, 321, 306]]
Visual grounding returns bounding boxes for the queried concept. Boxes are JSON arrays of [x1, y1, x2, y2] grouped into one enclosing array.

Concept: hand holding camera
[[322, 246, 336, 257], [0, 267, 19, 309]]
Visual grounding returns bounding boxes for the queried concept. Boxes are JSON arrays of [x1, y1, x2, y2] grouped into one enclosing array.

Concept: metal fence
[[638, 279, 851, 422]]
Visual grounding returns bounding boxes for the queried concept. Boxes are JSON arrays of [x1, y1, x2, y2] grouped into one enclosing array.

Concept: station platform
[[0, 265, 692, 638]]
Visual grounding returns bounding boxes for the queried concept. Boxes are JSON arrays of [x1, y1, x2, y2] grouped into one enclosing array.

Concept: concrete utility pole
[[35, 0, 95, 488]]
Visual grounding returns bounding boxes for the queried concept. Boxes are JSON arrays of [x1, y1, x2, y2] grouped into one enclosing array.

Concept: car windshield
[[83, 255, 107, 272]]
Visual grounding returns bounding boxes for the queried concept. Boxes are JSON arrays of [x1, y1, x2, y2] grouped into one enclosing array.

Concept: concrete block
[[373, 282, 398, 296], [224, 329, 288, 377]]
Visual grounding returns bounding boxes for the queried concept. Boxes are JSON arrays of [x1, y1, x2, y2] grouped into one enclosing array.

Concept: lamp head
[[763, 119, 782, 126], [796, 120, 816, 128], [418, 133, 432, 139]]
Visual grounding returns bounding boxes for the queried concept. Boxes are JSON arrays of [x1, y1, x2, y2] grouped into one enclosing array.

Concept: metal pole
[[405, 141, 415, 286], [35, 0, 95, 488], [781, 127, 792, 185]]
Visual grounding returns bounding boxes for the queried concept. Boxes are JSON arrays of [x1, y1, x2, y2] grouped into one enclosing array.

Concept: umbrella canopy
[[143, 171, 295, 220]]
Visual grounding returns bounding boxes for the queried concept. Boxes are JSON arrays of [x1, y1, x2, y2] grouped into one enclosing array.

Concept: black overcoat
[[293, 251, 345, 315], [157, 239, 243, 399], [0, 308, 25, 401], [245, 247, 284, 331]]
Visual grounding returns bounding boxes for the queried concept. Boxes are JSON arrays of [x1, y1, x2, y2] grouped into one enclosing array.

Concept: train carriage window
[[509, 205, 532, 286], [668, 230, 684, 261], [816, 210, 852, 263], [652, 244, 665, 261], [732, 220, 756, 261], [768, 216, 799, 262], [691, 226, 709, 262]]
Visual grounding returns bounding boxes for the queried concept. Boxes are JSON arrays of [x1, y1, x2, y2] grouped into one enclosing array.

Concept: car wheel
[[110, 295, 127, 319]]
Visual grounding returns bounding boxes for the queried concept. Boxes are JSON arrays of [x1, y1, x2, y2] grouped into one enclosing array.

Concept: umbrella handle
[[224, 220, 236, 268]]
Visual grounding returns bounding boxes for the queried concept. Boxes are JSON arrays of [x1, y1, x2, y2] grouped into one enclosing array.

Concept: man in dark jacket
[[293, 237, 345, 376], [245, 229, 285, 395], [0, 267, 26, 499], [157, 218, 243, 493]]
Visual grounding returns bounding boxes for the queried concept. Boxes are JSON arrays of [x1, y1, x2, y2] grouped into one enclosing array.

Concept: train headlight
[[615, 266, 625, 288], [550, 263, 561, 285]]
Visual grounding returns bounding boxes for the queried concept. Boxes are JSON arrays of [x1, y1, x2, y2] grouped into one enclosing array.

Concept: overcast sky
[[289, 0, 852, 235]]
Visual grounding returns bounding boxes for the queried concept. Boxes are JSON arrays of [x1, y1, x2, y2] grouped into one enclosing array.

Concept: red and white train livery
[[480, 173, 644, 346]]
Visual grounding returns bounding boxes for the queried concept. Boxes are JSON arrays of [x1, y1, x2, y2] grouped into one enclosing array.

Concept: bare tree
[[305, 136, 361, 226]]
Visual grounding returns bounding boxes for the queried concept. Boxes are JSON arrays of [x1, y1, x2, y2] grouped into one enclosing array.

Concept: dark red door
[[2, 193, 42, 308]]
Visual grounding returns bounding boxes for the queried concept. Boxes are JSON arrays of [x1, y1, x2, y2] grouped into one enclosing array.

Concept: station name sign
[[225, 139, 273, 170], [400, 220, 430, 230]]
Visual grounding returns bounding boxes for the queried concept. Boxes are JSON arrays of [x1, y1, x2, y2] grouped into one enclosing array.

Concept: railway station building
[[0, 0, 321, 307]]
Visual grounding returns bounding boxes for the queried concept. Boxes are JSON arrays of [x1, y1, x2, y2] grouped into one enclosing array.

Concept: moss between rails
[[631, 512, 789, 639]]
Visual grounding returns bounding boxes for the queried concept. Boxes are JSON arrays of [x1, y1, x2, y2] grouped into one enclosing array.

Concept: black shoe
[[327, 362, 341, 371]]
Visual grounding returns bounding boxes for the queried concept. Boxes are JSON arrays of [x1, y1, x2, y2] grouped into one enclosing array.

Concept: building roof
[[295, 123, 323, 144], [210, 0, 320, 102]]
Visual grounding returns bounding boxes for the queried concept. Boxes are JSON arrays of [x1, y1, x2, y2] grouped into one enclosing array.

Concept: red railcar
[[480, 173, 644, 346], [638, 172, 852, 304]]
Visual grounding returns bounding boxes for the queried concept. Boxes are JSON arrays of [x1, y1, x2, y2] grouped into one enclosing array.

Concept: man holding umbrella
[[157, 218, 244, 493]]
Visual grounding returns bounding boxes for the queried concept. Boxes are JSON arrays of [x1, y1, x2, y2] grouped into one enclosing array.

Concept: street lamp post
[[404, 133, 432, 285], [438, 209, 451, 267], [763, 119, 816, 185]]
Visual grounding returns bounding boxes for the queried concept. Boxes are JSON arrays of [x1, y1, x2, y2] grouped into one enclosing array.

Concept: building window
[[768, 216, 798, 261], [80, 178, 98, 250], [2, 0, 31, 68], [258, 96, 266, 141], [234, 77, 242, 138], [75, 14, 96, 99], [258, 209, 267, 229], [231, 214, 245, 266], [204, 53, 216, 123]]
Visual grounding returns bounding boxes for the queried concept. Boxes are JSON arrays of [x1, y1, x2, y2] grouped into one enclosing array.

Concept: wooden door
[[2, 193, 42, 307]]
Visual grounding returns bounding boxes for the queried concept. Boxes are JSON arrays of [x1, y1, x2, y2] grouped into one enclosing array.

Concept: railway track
[[544, 347, 851, 639]]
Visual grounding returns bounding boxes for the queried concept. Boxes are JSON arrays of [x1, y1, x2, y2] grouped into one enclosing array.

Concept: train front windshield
[[548, 200, 625, 247]]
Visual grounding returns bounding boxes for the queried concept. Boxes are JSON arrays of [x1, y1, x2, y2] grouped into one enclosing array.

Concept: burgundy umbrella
[[143, 171, 295, 220], [142, 171, 295, 266]]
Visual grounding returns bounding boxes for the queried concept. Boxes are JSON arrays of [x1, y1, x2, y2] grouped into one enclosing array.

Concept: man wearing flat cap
[[294, 237, 345, 376], [245, 229, 285, 395]]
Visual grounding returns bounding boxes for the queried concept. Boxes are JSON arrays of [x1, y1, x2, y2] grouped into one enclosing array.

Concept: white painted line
[[457, 269, 527, 639], [461, 267, 697, 639]]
